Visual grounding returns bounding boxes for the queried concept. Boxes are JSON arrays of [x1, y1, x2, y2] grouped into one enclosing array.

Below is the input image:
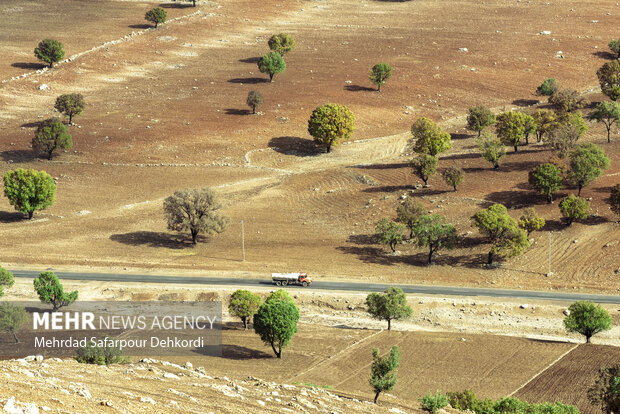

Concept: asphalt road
[[11, 269, 620, 304]]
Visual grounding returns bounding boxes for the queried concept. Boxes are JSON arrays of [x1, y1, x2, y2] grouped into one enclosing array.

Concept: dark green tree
[[0, 303, 28, 343], [410, 154, 438, 186], [409, 117, 451, 156], [54, 94, 85, 124], [442, 165, 464, 191], [34, 39, 65, 68], [229, 289, 261, 330], [564, 300, 612, 343], [3, 168, 56, 219], [518, 208, 545, 236], [264, 289, 298, 307], [365, 287, 412, 330], [0, 267, 15, 297], [467, 105, 496, 137], [590, 101, 620, 143], [74, 337, 129, 365], [307, 103, 355, 152], [559, 194, 590, 225], [246, 90, 264, 114], [521, 112, 537, 145], [33, 271, 78, 311], [588, 364, 620, 414], [163, 188, 229, 244], [396, 198, 426, 239], [145, 8, 167, 28], [253, 298, 299, 358], [528, 163, 563, 203], [597, 60, 620, 101], [471, 204, 530, 265], [369, 63, 392, 92], [568, 143, 610, 196], [610, 184, 620, 220], [549, 89, 588, 113], [32, 118, 72, 160], [412, 214, 459, 264], [369, 346, 400, 404], [268, 33, 296, 56], [536, 78, 559, 96], [257, 51, 286, 82], [375, 218, 406, 253], [476, 132, 506, 169], [495, 111, 529, 152]]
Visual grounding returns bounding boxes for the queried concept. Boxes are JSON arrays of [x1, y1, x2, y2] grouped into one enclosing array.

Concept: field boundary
[[508, 343, 580, 397]]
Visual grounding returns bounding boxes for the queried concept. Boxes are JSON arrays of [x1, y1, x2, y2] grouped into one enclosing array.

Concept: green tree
[[257, 51, 286, 82], [409, 117, 452, 156], [369, 346, 400, 404], [307, 103, 355, 152], [3, 168, 56, 219], [268, 33, 296, 56], [369, 63, 392, 92], [471, 204, 530, 265], [559, 194, 590, 226], [54, 94, 85, 125], [365, 287, 412, 330], [528, 163, 563, 203], [253, 298, 299, 358], [597, 60, 620, 101], [564, 300, 612, 343], [32, 118, 72, 160], [145, 8, 166, 28], [74, 337, 129, 365], [0, 303, 28, 343], [229, 290, 261, 330], [610, 38, 620, 58], [476, 132, 506, 169], [590, 101, 620, 143], [375, 218, 405, 253], [495, 111, 529, 152], [545, 111, 587, 158], [163, 188, 229, 245], [536, 78, 559, 96], [588, 364, 620, 414], [521, 112, 537, 145], [518, 208, 545, 236], [246, 90, 264, 114], [412, 214, 459, 264], [442, 165, 464, 191], [610, 184, 620, 220], [33, 271, 78, 311], [264, 289, 297, 307], [0, 267, 15, 297], [467, 105, 496, 137], [34, 39, 65, 68], [549, 89, 588, 113], [568, 143, 611, 196], [532, 109, 558, 143], [410, 154, 438, 186], [420, 392, 449, 413], [396, 198, 426, 239]]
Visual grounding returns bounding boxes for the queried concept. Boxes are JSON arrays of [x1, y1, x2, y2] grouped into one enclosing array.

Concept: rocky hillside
[[0, 356, 417, 413]]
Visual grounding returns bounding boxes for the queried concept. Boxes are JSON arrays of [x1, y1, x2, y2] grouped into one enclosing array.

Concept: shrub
[[74, 337, 129, 365], [447, 389, 480, 411], [559, 194, 590, 226], [420, 391, 449, 413], [442, 165, 464, 191], [536, 78, 559, 96]]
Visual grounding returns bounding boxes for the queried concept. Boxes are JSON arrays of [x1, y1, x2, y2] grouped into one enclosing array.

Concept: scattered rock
[[38, 84, 50, 90], [539, 30, 552, 35], [140, 396, 156, 404], [563, 309, 570, 316], [459, 47, 468, 52], [520, 304, 529, 309]]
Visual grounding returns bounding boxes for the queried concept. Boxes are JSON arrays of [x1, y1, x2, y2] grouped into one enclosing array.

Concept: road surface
[[11, 269, 620, 304]]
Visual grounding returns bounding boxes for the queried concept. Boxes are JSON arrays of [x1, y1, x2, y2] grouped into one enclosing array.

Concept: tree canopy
[[33, 271, 78, 311], [34, 39, 64, 68], [396, 198, 426, 239], [229, 290, 261, 330], [518, 208, 545, 236], [369, 63, 392, 92], [528, 163, 563, 203], [476, 132, 506, 169], [253, 298, 299, 358], [536, 78, 559, 96], [246, 90, 264, 114], [0, 303, 28, 343], [568, 143, 610, 196], [268, 33, 296, 55], [307, 103, 355, 152], [610, 184, 620, 219], [549, 89, 588, 113], [597, 60, 620, 101], [55, 94, 85, 124], [3, 168, 56, 219], [257, 51, 286, 82], [32, 118, 72, 160], [587, 364, 620, 414], [410, 154, 438, 186], [495, 111, 531, 152], [590, 101, 620, 143], [0, 267, 15, 298], [412, 214, 459, 264], [564, 300, 612, 343], [365, 287, 412, 330], [145, 8, 167, 28], [442, 165, 464, 191], [467, 105, 496, 137], [369, 346, 401, 404], [410, 117, 452, 156], [532, 109, 558, 143], [375, 218, 406, 253], [163, 188, 229, 244], [559, 194, 590, 225], [545, 112, 587, 158]]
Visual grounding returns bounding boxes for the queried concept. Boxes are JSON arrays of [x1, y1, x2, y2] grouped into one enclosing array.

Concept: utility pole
[[241, 220, 245, 262]]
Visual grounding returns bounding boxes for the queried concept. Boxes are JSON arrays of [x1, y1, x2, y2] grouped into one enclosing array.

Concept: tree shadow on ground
[[493, 160, 539, 172], [592, 51, 617, 60], [228, 77, 269, 84], [0, 150, 40, 163], [441, 153, 480, 162], [11, 62, 47, 70], [484, 190, 541, 208], [450, 133, 471, 140], [21, 121, 42, 128], [353, 162, 409, 170], [0, 211, 26, 223], [159, 3, 194, 8], [224, 108, 251, 116], [128, 24, 152, 29], [109, 231, 198, 249], [543, 219, 566, 232], [344, 84, 375, 92], [512, 99, 540, 107], [268, 136, 322, 157], [239, 57, 260, 64], [362, 185, 412, 194], [220, 345, 272, 359]]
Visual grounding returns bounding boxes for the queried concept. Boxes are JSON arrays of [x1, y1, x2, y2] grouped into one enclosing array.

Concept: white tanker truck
[[271, 272, 312, 287]]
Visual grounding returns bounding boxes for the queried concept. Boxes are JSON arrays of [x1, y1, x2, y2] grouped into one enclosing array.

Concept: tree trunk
[[48, 150, 53, 160], [453, 185, 457, 191], [191, 230, 198, 244], [12, 332, 19, 343], [422, 176, 428, 185], [69, 113, 73, 124], [269, 73, 274, 82], [567, 218, 573, 226], [390, 242, 396, 253], [547, 193, 552, 203], [525, 134, 529, 145], [387, 318, 391, 331], [586, 334, 591, 344], [242, 316, 248, 330], [514, 145, 518, 152], [28, 211, 34, 220], [487, 251, 494, 265], [374, 391, 381, 404], [49, 62, 53, 68], [606, 126, 611, 143], [155, 22, 158, 28], [428, 246, 434, 264], [478, 130, 481, 138], [252, 105, 256, 114], [493, 162, 499, 169], [326, 143, 331, 153], [377, 84, 381, 92], [409, 228, 414, 239], [577, 185, 582, 197]]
